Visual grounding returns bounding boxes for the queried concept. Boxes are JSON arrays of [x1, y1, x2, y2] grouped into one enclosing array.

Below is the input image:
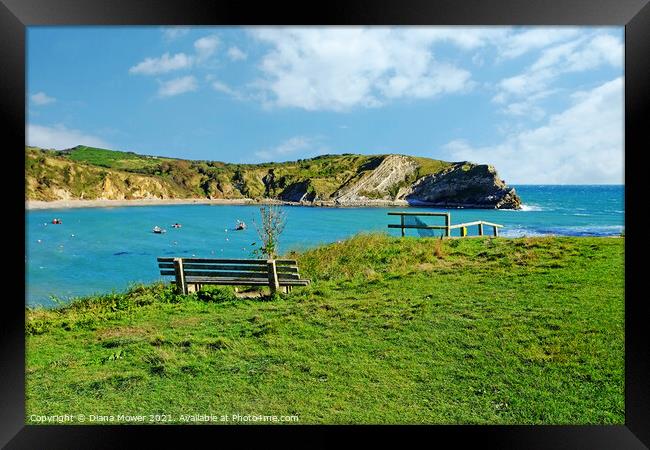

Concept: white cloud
[[130, 27, 618, 112], [495, 33, 622, 105], [27, 124, 110, 150], [158, 76, 198, 97], [162, 27, 191, 41], [443, 77, 623, 184], [129, 52, 193, 75], [211, 80, 244, 100], [394, 27, 579, 60], [212, 80, 234, 94], [245, 27, 620, 112], [502, 101, 546, 121], [496, 88, 558, 121], [227, 46, 247, 61], [30, 92, 56, 105], [248, 27, 476, 111], [130, 35, 221, 96], [129, 35, 219, 79], [393, 27, 506, 50], [254, 136, 321, 161], [194, 35, 220, 60], [497, 28, 580, 59]]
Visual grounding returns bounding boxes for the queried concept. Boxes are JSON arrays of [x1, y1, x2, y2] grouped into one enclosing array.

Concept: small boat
[[152, 226, 166, 234], [235, 220, 247, 231], [51, 218, 62, 224], [171, 223, 182, 228]]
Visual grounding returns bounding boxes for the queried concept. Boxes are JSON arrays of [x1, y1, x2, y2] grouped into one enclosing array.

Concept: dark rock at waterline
[[404, 163, 522, 209], [279, 180, 318, 203]]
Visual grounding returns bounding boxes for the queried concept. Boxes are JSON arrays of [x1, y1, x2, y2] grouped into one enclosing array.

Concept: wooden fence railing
[[387, 212, 503, 237]]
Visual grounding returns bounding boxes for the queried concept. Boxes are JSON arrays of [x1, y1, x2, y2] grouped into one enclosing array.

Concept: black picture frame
[[3, 0, 648, 447]]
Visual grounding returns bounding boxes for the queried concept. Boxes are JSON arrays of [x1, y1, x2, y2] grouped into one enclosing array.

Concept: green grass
[[65, 145, 166, 171], [412, 156, 453, 178], [25, 235, 624, 424]]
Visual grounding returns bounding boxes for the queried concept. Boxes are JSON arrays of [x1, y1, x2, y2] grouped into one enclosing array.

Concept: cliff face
[[25, 146, 522, 209], [332, 155, 418, 202], [25, 148, 192, 201], [403, 163, 521, 209]]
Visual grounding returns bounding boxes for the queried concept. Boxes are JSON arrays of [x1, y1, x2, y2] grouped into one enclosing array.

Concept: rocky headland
[[26, 146, 521, 209]]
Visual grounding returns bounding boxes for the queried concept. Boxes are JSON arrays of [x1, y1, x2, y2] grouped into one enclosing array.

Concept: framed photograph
[[3, 0, 649, 447]]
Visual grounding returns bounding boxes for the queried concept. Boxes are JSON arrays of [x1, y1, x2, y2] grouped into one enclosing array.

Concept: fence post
[[493, 226, 499, 237], [444, 213, 450, 237], [461, 226, 467, 237], [267, 259, 280, 294], [400, 214, 405, 237], [173, 258, 187, 295], [478, 223, 484, 236]]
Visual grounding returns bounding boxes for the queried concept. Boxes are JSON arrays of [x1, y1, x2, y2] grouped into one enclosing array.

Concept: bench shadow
[[234, 289, 268, 300]]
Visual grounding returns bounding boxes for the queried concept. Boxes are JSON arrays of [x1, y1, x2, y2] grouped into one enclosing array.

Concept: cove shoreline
[[26, 198, 509, 211], [25, 198, 533, 211], [25, 198, 411, 210]]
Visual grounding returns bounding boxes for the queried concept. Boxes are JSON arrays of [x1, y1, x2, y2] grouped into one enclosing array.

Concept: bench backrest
[[157, 257, 302, 281]]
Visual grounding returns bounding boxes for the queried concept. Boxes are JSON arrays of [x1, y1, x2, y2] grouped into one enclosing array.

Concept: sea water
[[25, 185, 624, 307]]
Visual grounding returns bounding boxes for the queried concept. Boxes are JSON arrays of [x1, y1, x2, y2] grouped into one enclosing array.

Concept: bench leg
[[173, 258, 188, 295], [267, 260, 280, 294]]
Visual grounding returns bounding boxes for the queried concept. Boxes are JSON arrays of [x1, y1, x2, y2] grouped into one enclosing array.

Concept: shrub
[[252, 205, 286, 259], [26, 318, 50, 335]]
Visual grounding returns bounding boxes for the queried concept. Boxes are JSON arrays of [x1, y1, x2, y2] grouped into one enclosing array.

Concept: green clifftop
[[25, 235, 623, 423], [25, 145, 521, 209]]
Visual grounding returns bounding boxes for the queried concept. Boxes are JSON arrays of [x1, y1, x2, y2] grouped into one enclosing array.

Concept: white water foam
[[513, 204, 545, 212], [500, 228, 552, 238], [521, 204, 545, 212], [500, 224, 623, 238]]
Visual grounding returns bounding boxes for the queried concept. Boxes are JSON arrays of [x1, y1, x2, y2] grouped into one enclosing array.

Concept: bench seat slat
[[157, 257, 267, 265], [160, 270, 302, 279], [192, 270, 300, 279], [277, 273, 301, 280], [185, 277, 310, 286], [186, 278, 269, 285], [158, 262, 299, 273], [157, 257, 297, 265], [184, 271, 267, 279]]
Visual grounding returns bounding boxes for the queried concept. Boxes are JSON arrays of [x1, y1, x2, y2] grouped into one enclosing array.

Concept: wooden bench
[[157, 257, 310, 295]]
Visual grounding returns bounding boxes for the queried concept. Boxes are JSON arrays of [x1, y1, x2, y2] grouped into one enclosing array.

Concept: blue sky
[[27, 26, 623, 184]]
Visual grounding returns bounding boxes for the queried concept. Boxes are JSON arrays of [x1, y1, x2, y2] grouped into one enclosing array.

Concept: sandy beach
[[25, 198, 259, 210], [25, 197, 415, 210]]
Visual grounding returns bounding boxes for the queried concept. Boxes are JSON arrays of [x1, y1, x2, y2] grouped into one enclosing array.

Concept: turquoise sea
[[25, 185, 624, 307]]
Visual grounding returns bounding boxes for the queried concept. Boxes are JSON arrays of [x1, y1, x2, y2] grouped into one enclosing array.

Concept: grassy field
[[65, 145, 167, 171], [25, 234, 624, 425]]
